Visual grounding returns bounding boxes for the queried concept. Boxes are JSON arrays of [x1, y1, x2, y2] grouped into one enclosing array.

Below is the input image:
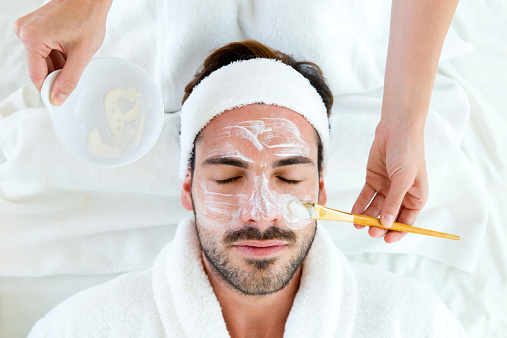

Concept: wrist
[[379, 110, 426, 135], [380, 87, 430, 134], [377, 113, 425, 139], [381, 57, 436, 134]]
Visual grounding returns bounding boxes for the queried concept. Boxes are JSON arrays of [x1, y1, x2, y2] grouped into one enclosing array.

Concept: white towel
[[0, 86, 189, 277], [28, 217, 465, 337], [98, 0, 486, 272], [178, 58, 330, 179], [0, 74, 487, 276], [0, 0, 486, 277], [97, 0, 473, 113], [322, 76, 488, 272]]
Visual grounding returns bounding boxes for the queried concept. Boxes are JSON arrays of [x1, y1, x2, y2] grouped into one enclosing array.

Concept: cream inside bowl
[[40, 57, 164, 167]]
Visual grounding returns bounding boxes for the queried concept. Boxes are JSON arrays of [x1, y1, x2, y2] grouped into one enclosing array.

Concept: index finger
[[352, 183, 377, 230]]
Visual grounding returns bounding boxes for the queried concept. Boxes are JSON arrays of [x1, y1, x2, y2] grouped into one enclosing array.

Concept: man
[[29, 41, 465, 337]]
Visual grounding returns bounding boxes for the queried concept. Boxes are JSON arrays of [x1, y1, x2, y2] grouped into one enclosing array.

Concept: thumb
[[50, 52, 90, 106], [380, 180, 410, 228]]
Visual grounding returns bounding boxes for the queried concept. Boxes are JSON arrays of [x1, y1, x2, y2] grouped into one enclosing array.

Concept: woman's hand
[[352, 120, 428, 243], [353, 0, 459, 243], [13, 0, 112, 105]]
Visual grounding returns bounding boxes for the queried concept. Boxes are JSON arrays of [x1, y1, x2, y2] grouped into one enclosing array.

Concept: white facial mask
[[213, 118, 311, 158], [194, 117, 318, 230], [195, 175, 314, 230]]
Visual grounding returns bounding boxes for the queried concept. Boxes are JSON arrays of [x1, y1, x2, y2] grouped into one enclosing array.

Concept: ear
[[181, 171, 194, 211], [318, 173, 327, 206]]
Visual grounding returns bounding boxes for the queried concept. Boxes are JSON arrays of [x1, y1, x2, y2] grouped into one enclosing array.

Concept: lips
[[233, 240, 288, 257]]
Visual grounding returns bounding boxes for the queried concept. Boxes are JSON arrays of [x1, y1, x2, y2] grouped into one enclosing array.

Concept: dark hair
[[185, 40, 333, 175]]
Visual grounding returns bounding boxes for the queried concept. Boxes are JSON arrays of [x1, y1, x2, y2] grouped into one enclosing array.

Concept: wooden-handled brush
[[287, 201, 460, 241]]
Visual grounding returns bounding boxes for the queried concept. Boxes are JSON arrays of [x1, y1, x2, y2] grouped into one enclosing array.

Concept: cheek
[[279, 193, 316, 230], [244, 175, 319, 230], [193, 177, 321, 230], [193, 180, 244, 229], [272, 174, 320, 230]]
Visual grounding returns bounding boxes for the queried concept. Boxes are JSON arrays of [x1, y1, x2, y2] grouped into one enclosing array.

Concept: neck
[[202, 252, 301, 338]]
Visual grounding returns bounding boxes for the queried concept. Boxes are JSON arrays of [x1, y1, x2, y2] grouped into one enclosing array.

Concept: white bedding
[[0, 0, 486, 276], [0, 0, 506, 337]]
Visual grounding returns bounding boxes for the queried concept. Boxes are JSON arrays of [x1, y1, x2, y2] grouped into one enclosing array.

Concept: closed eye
[[277, 177, 301, 184], [216, 177, 242, 185]]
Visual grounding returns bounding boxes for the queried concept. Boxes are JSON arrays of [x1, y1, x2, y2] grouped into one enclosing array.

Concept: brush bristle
[[287, 200, 314, 220]]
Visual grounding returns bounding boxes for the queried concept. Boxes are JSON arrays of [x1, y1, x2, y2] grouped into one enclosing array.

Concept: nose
[[240, 175, 282, 229]]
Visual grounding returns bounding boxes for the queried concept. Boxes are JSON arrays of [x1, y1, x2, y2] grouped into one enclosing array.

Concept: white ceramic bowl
[[41, 57, 164, 167]]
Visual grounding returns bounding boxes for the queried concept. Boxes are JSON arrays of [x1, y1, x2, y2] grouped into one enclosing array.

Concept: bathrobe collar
[[152, 217, 357, 337]]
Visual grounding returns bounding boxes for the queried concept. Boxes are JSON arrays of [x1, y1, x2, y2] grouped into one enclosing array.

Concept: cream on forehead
[[206, 146, 254, 163], [179, 58, 329, 179], [209, 118, 311, 159]]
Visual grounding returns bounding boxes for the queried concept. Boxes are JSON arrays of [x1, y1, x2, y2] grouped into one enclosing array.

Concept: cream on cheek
[[194, 177, 316, 230], [194, 180, 247, 229], [194, 118, 318, 230], [243, 174, 317, 230]]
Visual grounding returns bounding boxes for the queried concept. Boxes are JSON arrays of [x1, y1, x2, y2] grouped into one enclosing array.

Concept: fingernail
[[382, 215, 394, 228], [51, 93, 67, 106]]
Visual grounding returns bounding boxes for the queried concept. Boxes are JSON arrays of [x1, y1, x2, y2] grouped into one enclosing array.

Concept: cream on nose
[[240, 174, 282, 226]]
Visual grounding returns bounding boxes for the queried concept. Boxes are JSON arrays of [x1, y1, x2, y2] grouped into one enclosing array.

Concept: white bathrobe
[[29, 217, 465, 337]]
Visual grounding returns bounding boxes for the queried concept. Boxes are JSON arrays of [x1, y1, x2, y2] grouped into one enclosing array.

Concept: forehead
[[197, 104, 318, 148]]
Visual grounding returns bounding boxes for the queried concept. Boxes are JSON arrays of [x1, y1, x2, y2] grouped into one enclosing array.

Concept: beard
[[195, 216, 317, 296]]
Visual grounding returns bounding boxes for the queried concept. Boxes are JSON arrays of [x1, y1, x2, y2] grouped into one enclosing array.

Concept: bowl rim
[[40, 57, 165, 168]]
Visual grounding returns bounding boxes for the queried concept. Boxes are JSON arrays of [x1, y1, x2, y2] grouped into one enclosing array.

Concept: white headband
[[179, 58, 330, 179]]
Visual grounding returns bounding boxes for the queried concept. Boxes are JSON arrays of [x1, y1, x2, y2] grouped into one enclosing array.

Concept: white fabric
[[0, 0, 487, 276], [0, 87, 188, 277], [322, 75, 488, 272], [96, 0, 472, 114], [28, 217, 465, 337], [1, 0, 505, 336], [0, 0, 472, 107], [179, 58, 330, 179], [0, 79, 487, 276], [346, 2, 507, 335]]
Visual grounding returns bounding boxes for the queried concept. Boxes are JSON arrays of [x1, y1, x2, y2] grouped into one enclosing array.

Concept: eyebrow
[[201, 155, 314, 169], [202, 157, 249, 169], [272, 156, 315, 168]]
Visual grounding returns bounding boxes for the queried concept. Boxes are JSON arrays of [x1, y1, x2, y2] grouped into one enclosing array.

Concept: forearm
[[382, 0, 459, 132]]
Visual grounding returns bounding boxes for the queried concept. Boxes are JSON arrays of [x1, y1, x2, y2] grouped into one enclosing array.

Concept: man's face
[[181, 104, 326, 295]]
